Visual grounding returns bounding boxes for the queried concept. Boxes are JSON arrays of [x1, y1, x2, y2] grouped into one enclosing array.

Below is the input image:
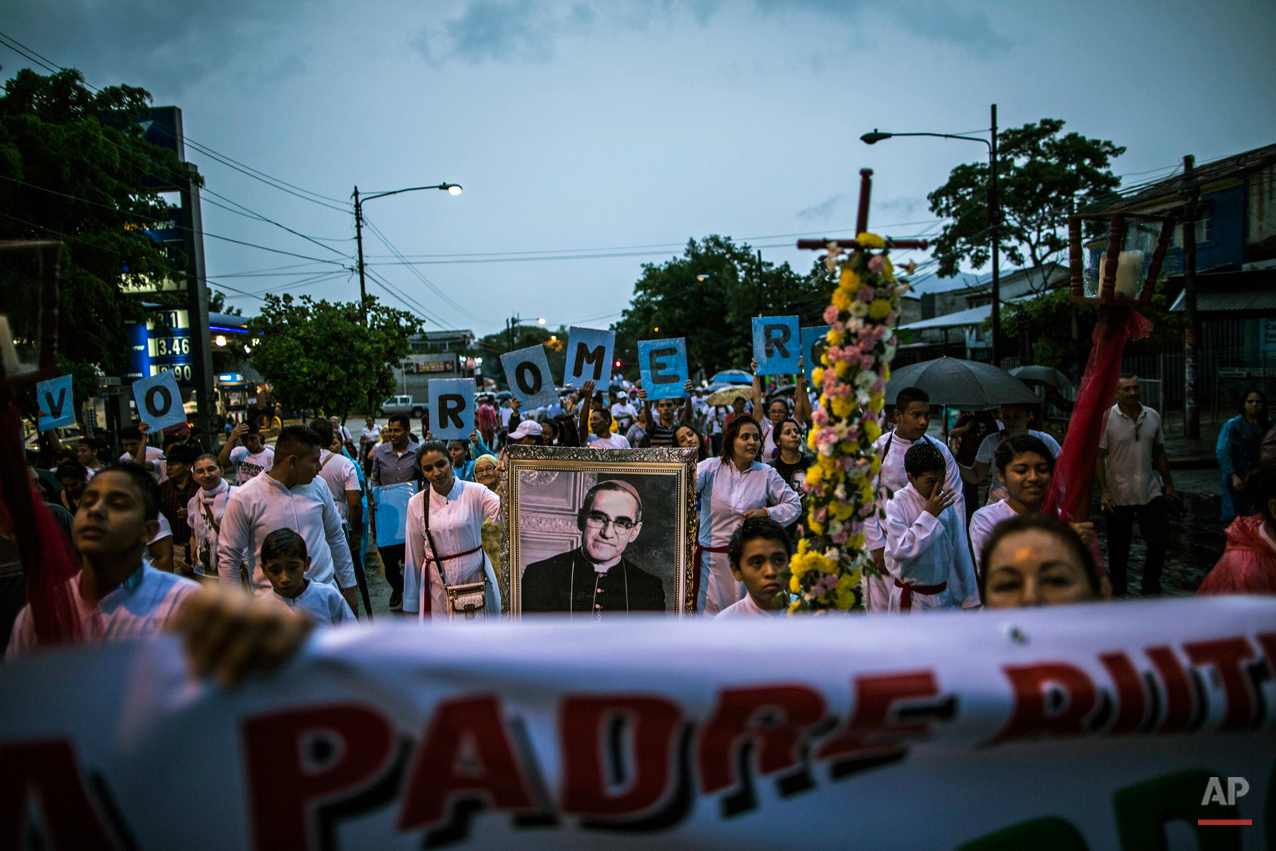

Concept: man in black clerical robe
[[521, 480, 666, 614]]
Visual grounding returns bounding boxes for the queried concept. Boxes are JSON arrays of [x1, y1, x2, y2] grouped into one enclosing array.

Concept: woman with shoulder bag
[[404, 441, 502, 619]]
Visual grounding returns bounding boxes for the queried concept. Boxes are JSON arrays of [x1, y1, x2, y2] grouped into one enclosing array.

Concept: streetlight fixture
[[352, 182, 463, 324], [861, 105, 1002, 365], [537, 317, 547, 326]]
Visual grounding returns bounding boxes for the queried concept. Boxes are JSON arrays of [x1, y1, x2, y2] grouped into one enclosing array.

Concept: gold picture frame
[[500, 445, 698, 617]]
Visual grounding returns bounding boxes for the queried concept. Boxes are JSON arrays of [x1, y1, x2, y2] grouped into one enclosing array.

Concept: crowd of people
[[7, 363, 1275, 668]]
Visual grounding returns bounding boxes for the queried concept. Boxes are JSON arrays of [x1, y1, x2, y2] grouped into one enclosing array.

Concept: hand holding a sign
[[169, 583, 313, 688]]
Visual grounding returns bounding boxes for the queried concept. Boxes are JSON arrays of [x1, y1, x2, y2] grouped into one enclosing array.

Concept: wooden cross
[[795, 170, 930, 253]]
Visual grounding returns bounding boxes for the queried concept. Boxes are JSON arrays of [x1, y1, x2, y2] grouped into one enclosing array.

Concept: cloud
[[418, 0, 603, 65], [796, 193, 845, 221], [0, 0, 314, 93], [751, 0, 1013, 56]]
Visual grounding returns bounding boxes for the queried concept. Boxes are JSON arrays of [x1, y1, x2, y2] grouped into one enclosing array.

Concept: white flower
[[849, 300, 868, 318], [856, 389, 872, 407], [855, 370, 876, 389], [845, 316, 863, 334]]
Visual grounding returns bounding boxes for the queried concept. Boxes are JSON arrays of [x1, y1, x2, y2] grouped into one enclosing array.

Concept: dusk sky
[[3, 0, 1273, 338]]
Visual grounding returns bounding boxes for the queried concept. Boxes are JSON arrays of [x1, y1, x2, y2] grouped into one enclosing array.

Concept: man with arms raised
[[216, 426, 360, 616], [521, 480, 665, 615], [218, 421, 274, 486]]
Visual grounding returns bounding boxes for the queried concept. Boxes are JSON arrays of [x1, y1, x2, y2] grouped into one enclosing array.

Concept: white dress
[[695, 457, 801, 616], [865, 431, 964, 613], [404, 478, 502, 619], [883, 483, 980, 612], [968, 499, 1019, 575]]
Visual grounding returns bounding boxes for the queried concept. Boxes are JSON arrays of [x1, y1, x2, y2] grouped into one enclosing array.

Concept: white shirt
[[119, 447, 166, 483], [974, 430, 1062, 504], [884, 483, 979, 611], [968, 499, 1019, 574], [865, 431, 964, 613], [715, 593, 783, 619], [404, 478, 502, 618], [1099, 404, 1165, 506], [7, 566, 198, 658], [587, 434, 631, 449], [611, 402, 638, 426], [500, 407, 515, 427], [318, 450, 361, 525], [272, 580, 355, 627], [229, 445, 274, 485], [216, 473, 356, 594], [186, 480, 238, 577], [360, 426, 380, 446], [695, 457, 802, 615]]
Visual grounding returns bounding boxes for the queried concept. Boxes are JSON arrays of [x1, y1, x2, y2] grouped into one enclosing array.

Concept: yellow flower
[[806, 462, 823, 485], [790, 575, 801, 593], [831, 288, 851, 310], [864, 420, 882, 442], [811, 367, 824, 386], [831, 396, 852, 418], [869, 456, 881, 476], [869, 391, 885, 411], [857, 232, 886, 249], [868, 299, 892, 321], [882, 257, 894, 279], [882, 364, 891, 382], [838, 268, 861, 292], [797, 538, 809, 555], [808, 519, 824, 535], [835, 361, 850, 379]]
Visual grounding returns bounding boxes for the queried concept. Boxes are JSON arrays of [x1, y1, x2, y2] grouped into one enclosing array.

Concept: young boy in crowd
[[7, 463, 200, 656], [259, 529, 355, 627], [884, 443, 980, 612], [716, 516, 793, 618]]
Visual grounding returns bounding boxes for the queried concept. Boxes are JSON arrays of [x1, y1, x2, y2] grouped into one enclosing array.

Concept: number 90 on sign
[[151, 364, 193, 382]]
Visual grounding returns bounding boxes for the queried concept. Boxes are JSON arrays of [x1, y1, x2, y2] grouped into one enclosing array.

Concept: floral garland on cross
[[785, 232, 912, 612]]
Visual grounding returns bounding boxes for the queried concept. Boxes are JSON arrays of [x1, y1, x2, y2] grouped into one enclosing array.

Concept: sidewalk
[[1159, 411, 1223, 468]]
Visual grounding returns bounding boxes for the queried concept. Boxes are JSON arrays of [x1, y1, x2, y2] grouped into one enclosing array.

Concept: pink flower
[[813, 507, 828, 523], [811, 407, 829, 426], [831, 321, 845, 336], [868, 255, 885, 274], [831, 531, 849, 544], [872, 377, 886, 394], [859, 503, 876, 518], [823, 305, 839, 324], [856, 286, 875, 303]]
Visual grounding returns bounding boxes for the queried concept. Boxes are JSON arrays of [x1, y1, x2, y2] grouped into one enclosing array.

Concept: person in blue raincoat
[[1216, 389, 1270, 523]]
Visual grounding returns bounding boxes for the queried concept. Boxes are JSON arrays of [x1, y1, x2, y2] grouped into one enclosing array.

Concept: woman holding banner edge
[[695, 414, 801, 615]]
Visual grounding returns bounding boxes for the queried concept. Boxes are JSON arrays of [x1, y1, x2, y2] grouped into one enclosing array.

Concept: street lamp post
[[353, 183, 462, 324], [862, 105, 1001, 365]]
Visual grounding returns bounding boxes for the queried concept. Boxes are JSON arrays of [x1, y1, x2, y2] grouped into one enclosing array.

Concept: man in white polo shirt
[[1096, 374, 1176, 596], [216, 425, 360, 616]]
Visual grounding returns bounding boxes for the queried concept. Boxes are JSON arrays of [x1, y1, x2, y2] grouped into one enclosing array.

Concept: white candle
[[1114, 250, 1144, 299]]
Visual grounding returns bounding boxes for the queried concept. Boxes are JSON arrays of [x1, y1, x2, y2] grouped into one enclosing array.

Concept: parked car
[[23, 424, 83, 452], [375, 395, 427, 418]]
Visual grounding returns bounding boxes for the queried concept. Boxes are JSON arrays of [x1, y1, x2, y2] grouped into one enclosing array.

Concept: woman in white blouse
[[695, 414, 801, 615], [404, 441, 502, 619]]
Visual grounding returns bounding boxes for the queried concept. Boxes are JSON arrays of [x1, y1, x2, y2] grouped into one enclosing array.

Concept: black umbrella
[[885, 357, 1040, 409], [1010, 365, 1074, 396]]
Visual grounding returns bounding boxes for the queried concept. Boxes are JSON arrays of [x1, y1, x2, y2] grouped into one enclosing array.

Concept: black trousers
[[1104, 497, 1170, 595], [379, 543, 405, 597]]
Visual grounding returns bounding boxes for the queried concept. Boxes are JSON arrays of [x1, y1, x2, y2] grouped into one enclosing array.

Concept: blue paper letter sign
[[132, 370, 185, 432], [36, 374, 75, 432], [429, 378, 474, 441], [752, 316, 801, 376], [563, 327, 615, 388], [801, 325, 834, 383], [637, 338, 688, 401], [500, 345, 558, 409]]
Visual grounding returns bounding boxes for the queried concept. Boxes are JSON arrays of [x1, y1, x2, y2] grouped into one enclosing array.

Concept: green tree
[[613, 235, 828, 380], [247, 294, 422, 418], [0, 67, 198, 412], [928, 119, 1125, 293]]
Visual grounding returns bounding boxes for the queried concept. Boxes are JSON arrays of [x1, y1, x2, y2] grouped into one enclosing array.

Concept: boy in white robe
[[884, 442, 980, 612], [260, 529, 355, 627], [716, 517, 793, 619]]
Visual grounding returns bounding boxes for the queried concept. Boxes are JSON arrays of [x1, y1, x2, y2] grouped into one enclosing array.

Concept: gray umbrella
[[885, 357, 1040, 409], [1010, 365, 1074, 397]]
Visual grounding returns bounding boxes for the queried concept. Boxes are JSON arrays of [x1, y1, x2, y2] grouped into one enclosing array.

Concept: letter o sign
[[145, 385, 174, 419]]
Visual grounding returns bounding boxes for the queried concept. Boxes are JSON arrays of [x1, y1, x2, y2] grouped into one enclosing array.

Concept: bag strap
[[421, 488, 450, 592]]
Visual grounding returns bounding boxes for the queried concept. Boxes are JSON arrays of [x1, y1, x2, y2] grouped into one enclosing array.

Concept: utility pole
[[353, 186, 367, 325], [989, 103, 1001, 368], [1182, 155, 1200, 439], [756, 249, 764, 315]]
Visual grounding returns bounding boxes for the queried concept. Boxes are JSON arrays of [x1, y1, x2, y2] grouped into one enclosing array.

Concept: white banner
[[2, 597, 1274, 850]]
